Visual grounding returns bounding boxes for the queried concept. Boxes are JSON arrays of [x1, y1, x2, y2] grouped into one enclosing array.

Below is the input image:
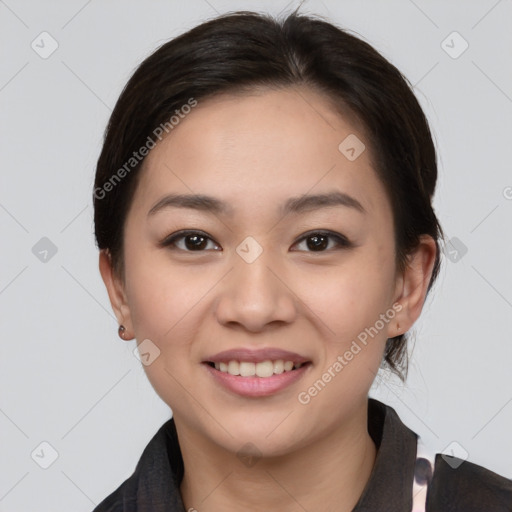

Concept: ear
[[98, 249, 134, 339], [390, 234, 438, 335]]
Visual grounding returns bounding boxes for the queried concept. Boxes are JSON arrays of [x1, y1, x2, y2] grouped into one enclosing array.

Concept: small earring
[[397, 323, 401, 333], [118, 325, 127, 340]]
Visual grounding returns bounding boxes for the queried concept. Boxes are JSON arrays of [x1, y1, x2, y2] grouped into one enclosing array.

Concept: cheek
[[124, 261, 211, 407], [305, 253, 395, 339], [124, 249, 208, 343]]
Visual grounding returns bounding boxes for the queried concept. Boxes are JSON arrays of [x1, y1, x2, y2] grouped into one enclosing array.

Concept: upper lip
[[204, 348, 310, 364]]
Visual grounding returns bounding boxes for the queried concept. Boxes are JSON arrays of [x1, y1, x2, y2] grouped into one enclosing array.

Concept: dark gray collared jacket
[[92, 398, 512, 511]]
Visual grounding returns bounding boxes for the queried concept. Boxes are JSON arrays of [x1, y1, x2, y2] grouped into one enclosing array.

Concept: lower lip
[[203, 363, 311, 397]]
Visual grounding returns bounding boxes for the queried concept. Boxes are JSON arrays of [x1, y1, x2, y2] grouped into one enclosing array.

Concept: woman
[[92, 9, 512, 512]]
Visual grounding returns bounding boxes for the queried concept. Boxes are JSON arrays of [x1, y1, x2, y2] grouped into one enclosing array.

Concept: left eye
[[161, 230, 221, 251], [292, 231, 351, 252]]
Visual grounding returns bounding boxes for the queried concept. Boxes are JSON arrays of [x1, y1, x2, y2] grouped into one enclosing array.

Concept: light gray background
[[1, 0, 511, 510]]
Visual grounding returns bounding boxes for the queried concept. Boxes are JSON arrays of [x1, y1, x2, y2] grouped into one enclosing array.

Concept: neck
[[177, 403, 377, 512]]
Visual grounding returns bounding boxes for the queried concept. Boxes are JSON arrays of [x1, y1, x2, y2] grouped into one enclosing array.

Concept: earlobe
[[98, 249, 134, 339], [391, 235, 437, 335]]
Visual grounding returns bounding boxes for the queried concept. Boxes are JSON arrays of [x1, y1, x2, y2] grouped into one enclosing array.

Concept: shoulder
[[91, 417, 184, 512], [91, 479, 137, 512], [427, 454, 512, 511]]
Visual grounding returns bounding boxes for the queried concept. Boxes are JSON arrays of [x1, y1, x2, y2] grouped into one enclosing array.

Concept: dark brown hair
[[93, 9, 444, 381]]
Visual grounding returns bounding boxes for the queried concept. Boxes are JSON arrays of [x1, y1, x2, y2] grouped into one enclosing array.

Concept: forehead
[[130, 86, 389, 222]]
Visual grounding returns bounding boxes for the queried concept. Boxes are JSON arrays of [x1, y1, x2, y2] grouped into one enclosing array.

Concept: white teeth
[[255, 360, 274, 377], [213, 359, 305, 377], [239, 361, 255, 377], [227, 360, 240, 375], [273, 360, 284, 374]]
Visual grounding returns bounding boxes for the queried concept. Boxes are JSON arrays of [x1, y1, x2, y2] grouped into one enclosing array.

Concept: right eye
[[160, 230, 221, 252]]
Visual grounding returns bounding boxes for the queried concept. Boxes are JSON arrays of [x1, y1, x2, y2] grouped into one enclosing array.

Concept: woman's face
[[102, 87, 415, 456]]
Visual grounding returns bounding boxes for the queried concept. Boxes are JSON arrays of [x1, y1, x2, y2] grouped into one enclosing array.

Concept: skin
[[100, 86, 437, 512]]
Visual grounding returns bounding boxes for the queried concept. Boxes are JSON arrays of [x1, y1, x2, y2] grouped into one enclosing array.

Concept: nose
[[214, 252, 297, 333]]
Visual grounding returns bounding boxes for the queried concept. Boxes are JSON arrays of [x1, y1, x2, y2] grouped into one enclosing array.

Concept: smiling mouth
[[205, 360, 312, 378]]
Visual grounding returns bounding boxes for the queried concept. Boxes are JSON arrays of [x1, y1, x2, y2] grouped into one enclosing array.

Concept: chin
[[223, 418, 310, 458]]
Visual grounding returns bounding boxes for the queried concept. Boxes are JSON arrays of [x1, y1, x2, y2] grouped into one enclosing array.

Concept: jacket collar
[[353, 398, 417, 511]]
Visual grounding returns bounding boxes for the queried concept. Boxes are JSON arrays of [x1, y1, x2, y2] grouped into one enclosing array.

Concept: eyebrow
[[147, 191, 366, 217]]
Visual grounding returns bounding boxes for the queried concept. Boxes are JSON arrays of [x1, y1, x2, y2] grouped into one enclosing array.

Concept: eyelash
[[160, 229, 353, 253]]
